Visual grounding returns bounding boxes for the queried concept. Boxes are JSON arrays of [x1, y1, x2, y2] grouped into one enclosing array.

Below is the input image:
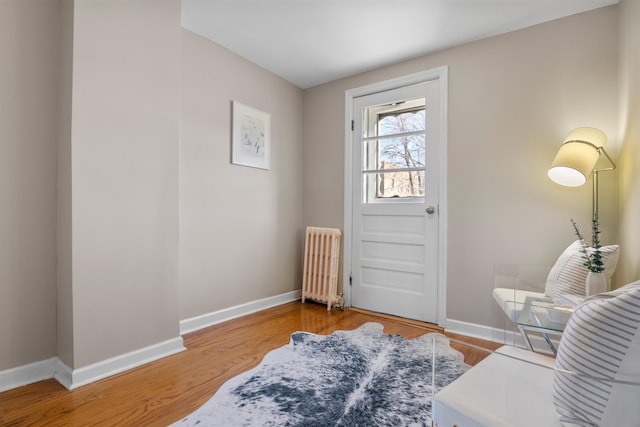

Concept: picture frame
[[231, 101, 271, 170]]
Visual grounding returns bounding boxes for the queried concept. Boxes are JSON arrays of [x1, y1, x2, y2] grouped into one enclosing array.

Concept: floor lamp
[[547, 127, 616, 246]]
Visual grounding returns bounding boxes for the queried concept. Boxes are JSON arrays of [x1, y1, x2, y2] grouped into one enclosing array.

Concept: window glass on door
[[361, 97, 426, 203]]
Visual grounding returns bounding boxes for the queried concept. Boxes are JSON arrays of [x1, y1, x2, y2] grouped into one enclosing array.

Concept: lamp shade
[[563, 127, 607, 148], [547, 128, 606, 187]]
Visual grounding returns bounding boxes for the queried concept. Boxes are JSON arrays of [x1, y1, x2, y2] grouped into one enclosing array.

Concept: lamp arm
[[593, 170, 599, 246], [594, 147, 616, 172], [591, 147, 615, 246]]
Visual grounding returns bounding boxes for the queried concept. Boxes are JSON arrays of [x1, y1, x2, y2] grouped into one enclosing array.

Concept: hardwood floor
[[0, 302, 496, 426]]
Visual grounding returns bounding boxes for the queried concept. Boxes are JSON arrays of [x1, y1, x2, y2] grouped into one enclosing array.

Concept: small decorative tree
[[571, 218, 604, 273]]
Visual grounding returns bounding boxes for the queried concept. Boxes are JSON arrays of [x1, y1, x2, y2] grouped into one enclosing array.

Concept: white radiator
[[302, 226, 341, 310]]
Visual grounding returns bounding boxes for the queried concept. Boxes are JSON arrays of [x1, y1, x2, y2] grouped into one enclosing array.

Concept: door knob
[[426, 206, 436, 214]]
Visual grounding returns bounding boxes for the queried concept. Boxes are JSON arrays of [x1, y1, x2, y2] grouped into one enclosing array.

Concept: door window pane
[[378, 108, 425, 135], [364, 135, 425, 170], [364, 170, 426, 200]]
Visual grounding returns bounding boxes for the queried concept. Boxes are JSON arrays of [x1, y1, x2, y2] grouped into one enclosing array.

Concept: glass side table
[[517, 296, 572, 356]]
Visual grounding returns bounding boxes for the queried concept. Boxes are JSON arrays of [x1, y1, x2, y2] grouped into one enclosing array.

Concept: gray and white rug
[[172, 322, 469, 426]]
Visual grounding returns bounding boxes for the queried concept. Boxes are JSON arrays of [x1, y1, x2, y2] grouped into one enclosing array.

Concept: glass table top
[[517, 296, 571, 332]]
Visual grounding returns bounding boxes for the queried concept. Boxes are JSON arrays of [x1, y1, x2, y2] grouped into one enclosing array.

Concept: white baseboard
[[1, 291, 301, 394], [180, 290, 302, 335], [0, 337, 185, 392], [0, 357, 58, 393], [445, 318, 558, 355], [53, 358, 73, 390], [56, 336, 186, 390], [445, 318, 521, 345]]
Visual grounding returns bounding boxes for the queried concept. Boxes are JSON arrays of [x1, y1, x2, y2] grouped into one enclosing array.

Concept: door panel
[[361, 241, 424, 265]]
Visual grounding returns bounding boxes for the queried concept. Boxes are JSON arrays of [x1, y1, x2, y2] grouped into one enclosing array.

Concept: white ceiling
[[182, 0, 617, 89]]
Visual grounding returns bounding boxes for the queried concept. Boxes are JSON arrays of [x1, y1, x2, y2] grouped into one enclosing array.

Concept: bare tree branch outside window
[[376, 108, 425, 198]]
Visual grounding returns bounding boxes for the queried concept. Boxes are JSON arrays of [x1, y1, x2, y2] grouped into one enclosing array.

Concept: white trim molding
[[180, 290, 302, 335], [0, 336, 185, 392], [0, 291, 301, 393], [445, 318, 518, 344], [445, 318, 558, 355], [56, 337, 185, 390], [0, 357, 58, 393]]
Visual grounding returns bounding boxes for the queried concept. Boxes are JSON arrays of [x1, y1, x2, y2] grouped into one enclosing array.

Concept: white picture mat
[[232, 101, 270, 170]]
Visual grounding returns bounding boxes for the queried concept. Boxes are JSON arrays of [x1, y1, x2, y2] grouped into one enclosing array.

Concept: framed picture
[[231, 101, 270, 170]]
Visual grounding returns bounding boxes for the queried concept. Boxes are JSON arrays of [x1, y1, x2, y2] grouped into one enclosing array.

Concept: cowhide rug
[[171, 322, 469, 426]]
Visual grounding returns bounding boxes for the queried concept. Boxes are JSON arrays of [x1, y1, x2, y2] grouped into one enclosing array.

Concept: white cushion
[[492, 288, 545, 323], [544, 240, 619, 298], [433, 346, 561, 427], [552, 281, 640, 426]]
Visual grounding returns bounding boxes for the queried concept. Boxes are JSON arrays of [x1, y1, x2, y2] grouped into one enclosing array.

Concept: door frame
[[343, 66, 448, 327]]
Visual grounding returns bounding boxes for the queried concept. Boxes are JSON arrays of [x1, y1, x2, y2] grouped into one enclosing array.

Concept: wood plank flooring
[[0, 301, 497, 426]]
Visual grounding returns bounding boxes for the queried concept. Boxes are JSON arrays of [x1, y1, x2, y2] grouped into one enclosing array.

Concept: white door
[[350, 80, 441, 323]]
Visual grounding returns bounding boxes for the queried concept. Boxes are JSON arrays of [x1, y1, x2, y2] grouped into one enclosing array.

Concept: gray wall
[[0, 0, 59, 371], [63, 0, 182, 368], [0, 0, 303, 374], [1, 0, 637, 379], [179, 29, 304, 320], [617, 0, 640, 284], [57, 0, 74, 367], [303, 6, 620, 328]]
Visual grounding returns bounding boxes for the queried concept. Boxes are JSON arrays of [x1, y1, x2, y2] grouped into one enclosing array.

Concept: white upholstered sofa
[[433, 281, 640, 427]]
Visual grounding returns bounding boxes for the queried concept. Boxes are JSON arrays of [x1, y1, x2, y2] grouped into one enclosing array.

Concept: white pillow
[[552, 282, 640, 426], [544, 240, 619, 298]]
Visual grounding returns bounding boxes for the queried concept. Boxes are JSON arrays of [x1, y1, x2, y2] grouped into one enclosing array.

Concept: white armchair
[[433, 345, 560, 426], [433, 282, 640, 427], [492, 264, 550, 324], [492, 241, 620, 352]]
